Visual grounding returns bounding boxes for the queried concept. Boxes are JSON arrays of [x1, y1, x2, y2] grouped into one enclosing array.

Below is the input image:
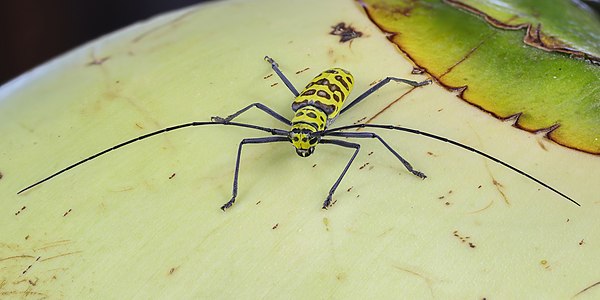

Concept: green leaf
[[362, 0, 600, 154]]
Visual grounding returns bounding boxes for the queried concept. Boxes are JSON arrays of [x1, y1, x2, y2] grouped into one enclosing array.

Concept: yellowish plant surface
[[1, 0, 599, 298]]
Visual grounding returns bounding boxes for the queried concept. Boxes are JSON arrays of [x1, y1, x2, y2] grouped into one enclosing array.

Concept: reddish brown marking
[[359, 162, 370, 170], [15, 206, 26, 216], [362, 88, 417, 125], [34, 240, 71, 251], [272, 223, 279, 230], [270, 82, 279, 87], [347, 186, 353, 192], [63, 209, 72, 217], [439, 37, 489, 79], [353, 117, 367, 124], [22, 257, 41, 274], [169, 173, 176, 179], [453, 230, 476, 248], [40, 251, 83, 262], [579, 239, 585, 246], [368, 151, 373, 156], [537, 140, 548, 151], [492, 179, 509, 205], [0, 255, 35, 262], [135, 123, 144, 129], [312, 164, 317, 168], [295, 67, 310, 74], [86, 56, 110, 66], [256, 201, 261, 205], [264, 73, 274, 79], [329, 22, 363, 43]]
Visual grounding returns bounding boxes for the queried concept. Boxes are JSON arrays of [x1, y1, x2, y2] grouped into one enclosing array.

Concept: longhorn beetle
[[18, 56, 580, 210]]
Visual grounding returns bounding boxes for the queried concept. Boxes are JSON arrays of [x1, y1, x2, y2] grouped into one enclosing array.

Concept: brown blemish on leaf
[[536, 138, 548, 151], [467, 199, 494, 214], [0, 255, 35, 262], [295, 67, 310, 74], [363, 87, 419, 125], [40, 251, 83, 262], [439, 37, 490, 79], [392, 265, 434, 297], [270, 82, 279, 87], [169, 173, 176, 179], [22, 256, 41, 274], [330, 22, 363, 43], [34, 240, 71, 251], [14, 206, 26, 216], [453, 230, 476, 248], [323, 217, 330, 231], [263, 73, 274, 80], [86, 56, 110, 66], [0, 291, 49, 298], [63, 209, 72, 217], [492, 179, 510, 205], [168, 267, 179, 275], [353, 117, 367, 124], [539, 259, 551, 270]]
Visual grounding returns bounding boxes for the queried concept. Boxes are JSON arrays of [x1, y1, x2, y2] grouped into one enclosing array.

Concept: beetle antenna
[[17, 121, 287, 195], [321, 123, 580, 206]]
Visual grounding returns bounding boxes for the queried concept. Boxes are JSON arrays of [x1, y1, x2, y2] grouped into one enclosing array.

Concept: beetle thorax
[[289, 106, 326, 157]]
